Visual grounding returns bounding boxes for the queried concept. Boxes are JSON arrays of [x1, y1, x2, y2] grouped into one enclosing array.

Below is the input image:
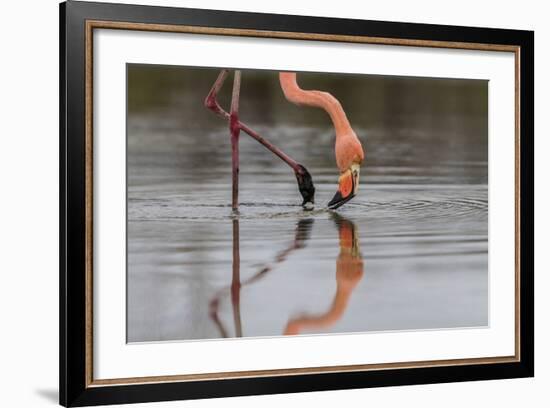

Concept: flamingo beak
[[328, 164, 360, 210]]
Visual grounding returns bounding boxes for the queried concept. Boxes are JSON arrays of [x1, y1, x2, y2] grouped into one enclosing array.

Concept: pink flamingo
[[205, 70, 364, 210]]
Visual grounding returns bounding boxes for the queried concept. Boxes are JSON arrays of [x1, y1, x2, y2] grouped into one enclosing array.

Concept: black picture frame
[[60, 1, 534, 406]]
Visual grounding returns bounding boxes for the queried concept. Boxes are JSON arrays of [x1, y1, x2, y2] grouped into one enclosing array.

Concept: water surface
[[126, 65, 488, 342]]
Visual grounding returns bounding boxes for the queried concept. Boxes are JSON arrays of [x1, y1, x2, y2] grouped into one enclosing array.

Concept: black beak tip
[[328, 191, 354, 210], [328, 191, 344, 209]]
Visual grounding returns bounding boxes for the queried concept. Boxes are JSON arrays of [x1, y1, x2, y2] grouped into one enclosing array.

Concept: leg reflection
[[284, 213, 364, 335], [209, 218, 315, 338], [231, 219, 242, 337]]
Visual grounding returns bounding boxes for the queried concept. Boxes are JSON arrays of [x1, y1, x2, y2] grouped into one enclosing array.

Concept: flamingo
[[205, 70, 364, 210]]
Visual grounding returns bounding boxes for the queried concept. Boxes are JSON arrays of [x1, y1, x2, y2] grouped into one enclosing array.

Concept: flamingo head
[[328, 162, 360, 210]]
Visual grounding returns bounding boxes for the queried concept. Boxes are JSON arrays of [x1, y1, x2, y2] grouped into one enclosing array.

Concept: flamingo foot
[[295, 164, 315, 209]]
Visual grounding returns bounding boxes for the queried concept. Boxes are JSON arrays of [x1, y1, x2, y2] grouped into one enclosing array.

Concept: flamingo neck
[[279, 72, 354, 139]]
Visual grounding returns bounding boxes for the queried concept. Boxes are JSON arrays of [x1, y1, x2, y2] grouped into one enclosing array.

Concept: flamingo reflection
[[284, 214, 363, 335], [208, 215, 363, 338]]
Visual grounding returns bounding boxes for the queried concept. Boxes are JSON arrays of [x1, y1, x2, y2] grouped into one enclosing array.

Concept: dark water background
[[127, 65, 488, 342]]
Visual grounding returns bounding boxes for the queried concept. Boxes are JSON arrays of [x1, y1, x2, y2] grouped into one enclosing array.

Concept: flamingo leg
[[204, 69, 230, 120], [205, 70, 315, 206], [230, 71, 241, 210]]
